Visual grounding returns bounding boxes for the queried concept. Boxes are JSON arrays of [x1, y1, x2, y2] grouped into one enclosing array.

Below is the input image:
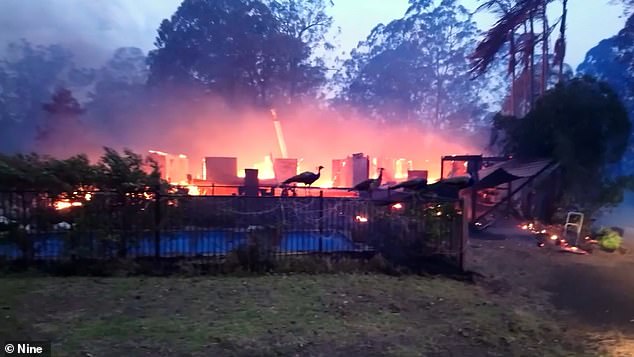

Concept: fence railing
[[0, 190, 465, 272]]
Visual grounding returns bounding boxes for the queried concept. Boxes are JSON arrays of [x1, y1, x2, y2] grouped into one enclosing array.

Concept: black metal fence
[[0, 190, 466, 273]]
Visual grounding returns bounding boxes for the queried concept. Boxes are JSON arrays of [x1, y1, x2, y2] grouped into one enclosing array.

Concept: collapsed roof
[[475, 159, 558, 190]]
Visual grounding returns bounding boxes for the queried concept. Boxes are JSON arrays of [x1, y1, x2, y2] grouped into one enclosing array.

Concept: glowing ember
[[521, 224, 529, 230], [84, 193, 92, 201], [237, 155, 276, 180], [54, 200, 82, 210], [392, 203, 403, 210], [186, 185, 200, 196], [355, 215, 368, 223], [54, 201, 72, 210], [321, 180, 333, 188], [171, 181, 200, 196], [550, 235, 558, 241], [394, 159, 412, 179]]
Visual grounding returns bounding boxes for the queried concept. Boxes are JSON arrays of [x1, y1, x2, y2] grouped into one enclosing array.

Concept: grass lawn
[[0, 274, 586, 356]]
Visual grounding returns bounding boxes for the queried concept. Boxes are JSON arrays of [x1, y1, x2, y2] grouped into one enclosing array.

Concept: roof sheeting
[[475, 159, 557, 189]]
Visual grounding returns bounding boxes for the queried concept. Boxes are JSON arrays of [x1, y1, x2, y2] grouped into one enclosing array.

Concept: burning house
[[203, 157, 239, 185], [331, 153, 371, 187], [331, 153, 427, 188], [273, 158, 298, 183], [148, 150, 189, 184]]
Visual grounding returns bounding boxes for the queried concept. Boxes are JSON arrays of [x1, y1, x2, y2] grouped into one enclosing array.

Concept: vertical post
[[154, 187, 161, 260], [319, 190, 324, 254], [21, 192, 32, 262], [119, 194, 127, 259], [470, 187, 477, 225], [506, 182, 513, 218], [459, 199, 468, 271]]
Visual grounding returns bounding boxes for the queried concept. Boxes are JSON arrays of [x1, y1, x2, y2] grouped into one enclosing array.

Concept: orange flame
[[54, 200, 83, 210]]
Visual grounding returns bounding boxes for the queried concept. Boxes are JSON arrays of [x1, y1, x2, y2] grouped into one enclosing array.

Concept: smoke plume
[[0, 0, 179, 65]]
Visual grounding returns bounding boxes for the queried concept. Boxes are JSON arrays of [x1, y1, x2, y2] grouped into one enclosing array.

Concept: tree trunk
[[509, 29, 517, 116], [559, 0, 568, 82], [541, 2, 548, 95], [529, 12, 536, 110]]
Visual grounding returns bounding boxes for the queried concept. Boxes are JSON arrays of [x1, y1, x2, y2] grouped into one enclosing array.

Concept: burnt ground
[[468, 220, 634, 355]]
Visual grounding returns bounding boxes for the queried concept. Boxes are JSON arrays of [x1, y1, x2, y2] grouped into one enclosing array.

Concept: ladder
[[564, 211, 584, 245]]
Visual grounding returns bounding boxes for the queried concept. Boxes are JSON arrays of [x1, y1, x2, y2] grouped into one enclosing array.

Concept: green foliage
[[0, 147, 165, 193], [147, 0, 331, 106], [577, 13, 634, 172], [232, 225, 281, 272], [492, 76, 633, 215], [367, 201, 462, 272], [597, 228, 623, 251], [336, 0, 495, 129]]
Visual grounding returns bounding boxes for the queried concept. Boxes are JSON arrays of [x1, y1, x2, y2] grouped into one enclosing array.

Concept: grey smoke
[[0, 0, 180, 65]]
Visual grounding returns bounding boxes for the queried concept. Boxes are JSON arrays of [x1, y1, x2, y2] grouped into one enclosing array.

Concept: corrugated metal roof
[[476, 159, 556, 189]]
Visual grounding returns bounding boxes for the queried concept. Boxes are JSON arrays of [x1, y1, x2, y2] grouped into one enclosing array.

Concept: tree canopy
[[577, 13, 634, 173], [492, 76, 633, 213], [335, 0, 491, 130], [0, 148, 163, 194], [147, 0, 332, 107], [0, 41, 93, 152]]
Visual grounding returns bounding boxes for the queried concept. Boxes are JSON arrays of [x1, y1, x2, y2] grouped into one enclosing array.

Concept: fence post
[[154, 188, 161, 260], [459, 199, 468, 271], [319, 190, 324, 253]]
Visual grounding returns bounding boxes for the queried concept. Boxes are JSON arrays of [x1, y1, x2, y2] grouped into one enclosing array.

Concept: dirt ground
[[468, 219, 634, 356]]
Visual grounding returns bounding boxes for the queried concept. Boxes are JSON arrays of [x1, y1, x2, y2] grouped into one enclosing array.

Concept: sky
[[0, 0, 628, 69]]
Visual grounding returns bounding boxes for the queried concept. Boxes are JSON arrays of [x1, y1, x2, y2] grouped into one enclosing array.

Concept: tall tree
[[471, 0, 556, 116], [553, 0, 568, 82], [336, 0, 488, 130], [266, 0, 335, 102], [577, 14, 634, 172], [475, 1, 518, 115], [147, 0, 326, 107], [87, 47, 148, 131], [492, 76, 633, 217], [0, 41, 91, 152], [36, 87, 85, 155]]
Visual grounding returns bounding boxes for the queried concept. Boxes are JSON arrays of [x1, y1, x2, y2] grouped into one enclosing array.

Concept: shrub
[[597, 228, 622, 252], [233, 225, 280, 272]]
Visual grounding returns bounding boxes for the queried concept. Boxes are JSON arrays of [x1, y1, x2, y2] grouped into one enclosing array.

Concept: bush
[[232, 225, 280, 272], [597, 228, 623, 252]]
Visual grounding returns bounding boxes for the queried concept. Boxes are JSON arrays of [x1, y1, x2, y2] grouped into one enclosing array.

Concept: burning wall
[[203, 157, 239, 185], [148, 150, 189, 184], [40, 96, 479, 187]]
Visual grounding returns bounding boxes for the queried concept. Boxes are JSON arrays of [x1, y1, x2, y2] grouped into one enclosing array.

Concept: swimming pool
[[0, 229, 365, 260]]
